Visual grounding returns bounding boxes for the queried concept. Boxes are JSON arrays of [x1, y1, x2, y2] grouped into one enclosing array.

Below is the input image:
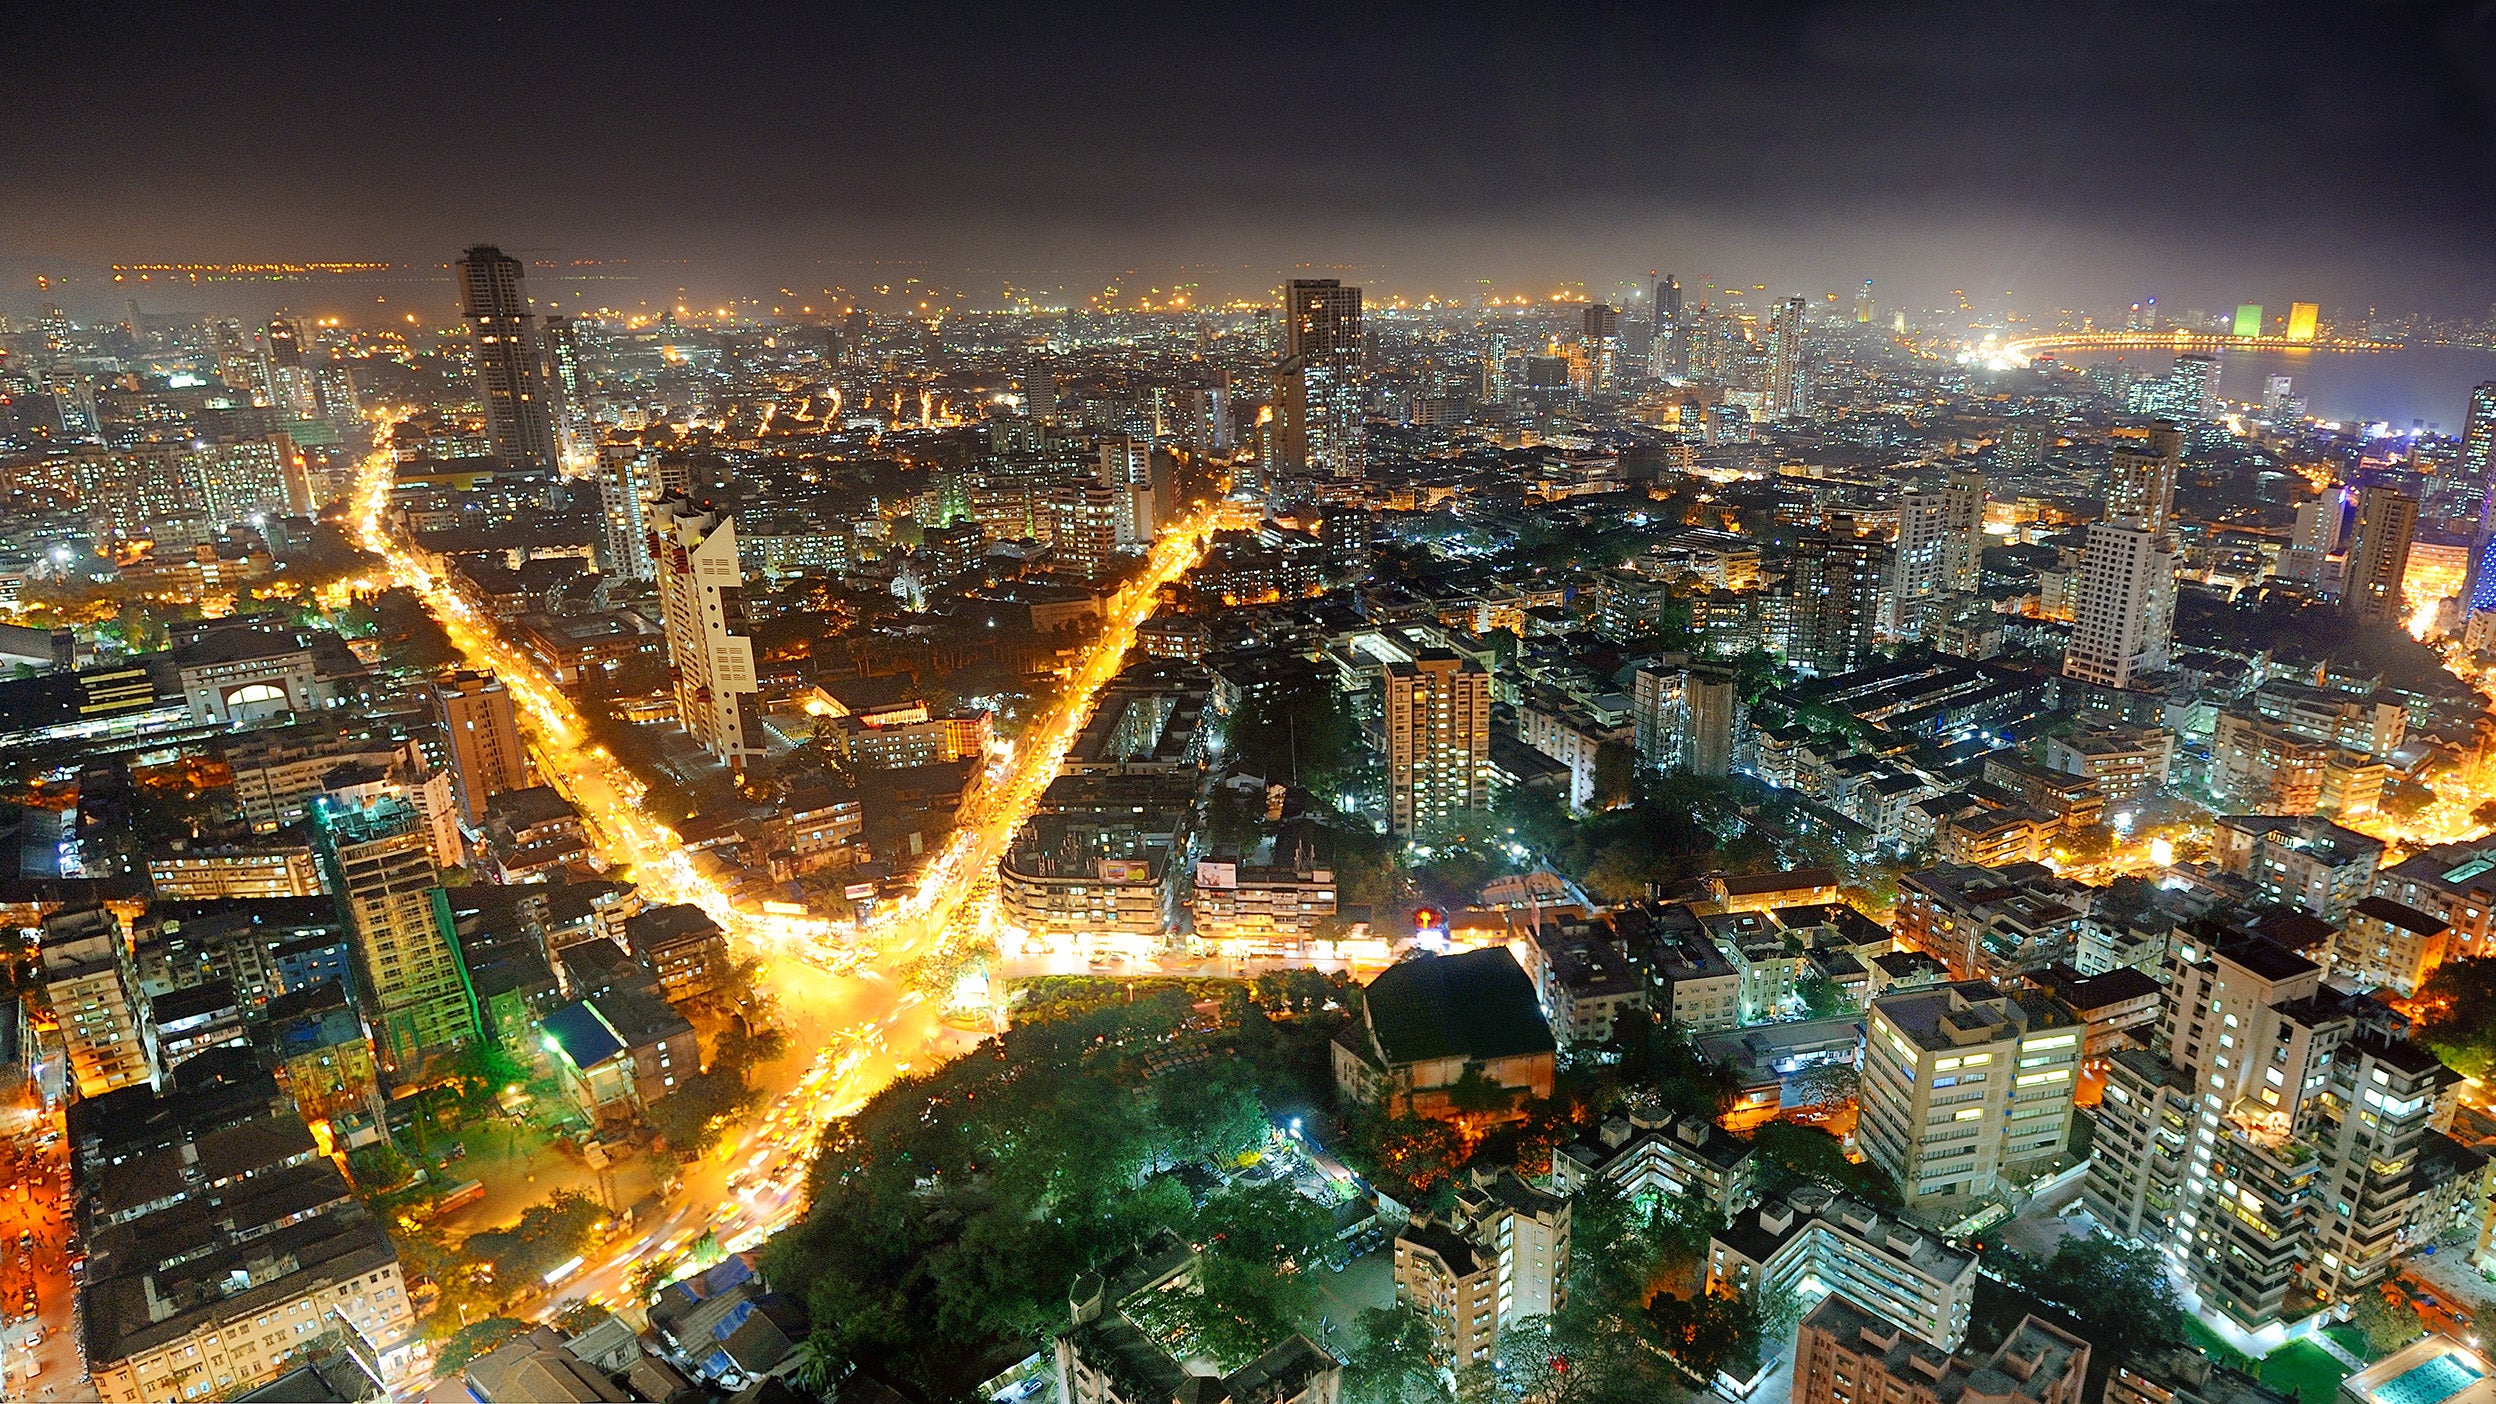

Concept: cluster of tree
[[2178, 591, 2476, 700], [647, 1022, 789, 1156], [434, 1316, 530, 1374], [2414, 956, 2496, 1079], [1122, 1183, 1337, 1369], [1494, 773, 1783, 904], [763, 990, 1338, 1393], [461, 1188, 606, 1289], [2351, 1287, 2429, 1355], [1750, 1121, 1900, 1208], [1992, 1235, 2181, 1374], [1220, 665, 1371, 804]]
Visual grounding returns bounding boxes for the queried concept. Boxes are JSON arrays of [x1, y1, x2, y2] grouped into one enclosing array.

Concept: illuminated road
[[348, 434, 1217, 1379]]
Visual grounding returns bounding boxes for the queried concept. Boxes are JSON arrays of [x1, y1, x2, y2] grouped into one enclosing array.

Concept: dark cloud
[[4, 0, 2492, 312]]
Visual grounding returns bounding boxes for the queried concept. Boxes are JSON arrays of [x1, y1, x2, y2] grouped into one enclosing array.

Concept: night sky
[[6, 1, 2495, 314]]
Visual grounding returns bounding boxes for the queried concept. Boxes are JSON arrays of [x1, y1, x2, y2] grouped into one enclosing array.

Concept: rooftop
[[1359, 948, 1556, 1068]]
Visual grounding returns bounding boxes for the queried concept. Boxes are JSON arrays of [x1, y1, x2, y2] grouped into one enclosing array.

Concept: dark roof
[[2056, 966, 2162, 1012], [1395, 1219, 1483, 1276], [1722, 868, 1837, 896], [2354, 895, 2448, 936], [2219, 934, 2320, 982], [1360, 948, 1555, 1067]]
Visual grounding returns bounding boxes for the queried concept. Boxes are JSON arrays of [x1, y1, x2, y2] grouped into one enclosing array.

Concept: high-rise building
[[2168, 353, 2221, 420], [312, 792, 478, 1075], [2082, 932, 2459, 1329], [40, 907, 157, 1097], [433, 668, 527, 823], [2458, 385, 2496, 612], [2105, 421, 2181, 531], [2066, 423, 2182, 690], [2286, 302, 2320, 342], [1855, 281, 1876, 324], [1765, 296, 1807, 418], [456, 244, 562, 472], [1381, 651, 1489, 837], [190, 439, 310, 526], [2064, 525, 2177, 690], [1941, 467, 1986, 593], [649, 494, 766, 769], [2232, 304, 2265, 338], [1581, 303, 1621, 391], [206, 317, 272, 406], [2340, 485, 2417, 627], [1096, 435, 1157, 545], [1890, 491, 1954, 634], [1786, 535, 1885, 674], [1046, 483, 1126, 581], [1631, 662, 1736, 777], [1277, 278, 1364, 478], [1857, 981, 2081, 1208]]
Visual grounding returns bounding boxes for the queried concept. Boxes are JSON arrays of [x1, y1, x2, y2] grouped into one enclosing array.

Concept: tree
[[1156, 1066, 1269, 1166], [1646, 1289, 1763, 1381], [1592, 740, 1639, 811], [1796, 974, 1852, 1019], [1344, 1303, 1438, 1402], [2015, 1235, 2183, 1369], [1749, 1122, 1898, 1207], [435, 1317, 529, 1373], [2352, 1288, 2427, 1355], [2416, 957, 2496, 1079], [1446, 1065, 1519, 1118]]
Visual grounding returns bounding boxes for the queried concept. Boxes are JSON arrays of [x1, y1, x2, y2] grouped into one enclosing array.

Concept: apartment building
[[1857, 982, 2081, 1209], [1791, 1293, 2088, 1404], [1707, 1187, 1979, 1349]]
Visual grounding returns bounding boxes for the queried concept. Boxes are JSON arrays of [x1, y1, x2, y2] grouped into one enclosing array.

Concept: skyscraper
[[2459, 384, 2496, 613], [1854, 280, 1875, 324], [2105, 421, 2182, 532], [1764, 296, 1807, 418], [2167, 353, 2220, 420], [1277, 278, 1365, 477], [1786, 535, 1885, 673], [313, 792, 478, 1075], [2065, 423, 2181, 690], [1580, 303, 1621, 391], [456, 244, 562, 472], [433, 668, 527, 823], [650, 493, 766, 769], [2232, 304, 2264, 338], [1888, 492, 1953, 633], [1381, 651, 1489, 838], [2286, 302, 2320, 342], [2340, 485, 2418, 627], [1941, 467, 1986, 593]]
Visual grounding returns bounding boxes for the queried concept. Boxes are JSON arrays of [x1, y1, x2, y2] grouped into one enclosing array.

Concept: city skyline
[[6, 3, 2496, 317]]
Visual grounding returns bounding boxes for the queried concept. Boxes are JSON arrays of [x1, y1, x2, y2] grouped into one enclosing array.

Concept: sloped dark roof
[[1360, 948, 1554, 1067]]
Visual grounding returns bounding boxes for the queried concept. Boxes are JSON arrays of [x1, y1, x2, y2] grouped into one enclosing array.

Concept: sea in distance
[[2059, 343, 2496, 433]]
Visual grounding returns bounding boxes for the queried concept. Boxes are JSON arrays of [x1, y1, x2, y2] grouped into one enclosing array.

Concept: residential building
[[1857, 982, 2080, 1209], [2341, 485, 2418, 626], [649, 493, 765, 769], [2332, 896, 2451, 997], [1790, 1293, 2088, 1404], [310, 792, 479, 1077], [1188, 858, 1338, 956], [1056, 1233, 1341, 1404], [2041, 724, 2174, 803], [2084, 930, 2461, 1330], [2211, 815, 2384, 919], [78, 1097, 412, 1403], [1381, 651, 1490, 837], [42, 907, 158, 1097], [620, 903, 728, 1003], [147, 843, 325, 901], [1395, 1171, 1569, 1367], [1787, 534, 1887, 675], [1550, 1103, 1758, 1221], [1708, 1188, 1980, 1349], [1276, 278, 1365, 479], [1893, 863, 2086, 984], [1631, 659, 1737, 776], [433, 668, 527, 824]]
